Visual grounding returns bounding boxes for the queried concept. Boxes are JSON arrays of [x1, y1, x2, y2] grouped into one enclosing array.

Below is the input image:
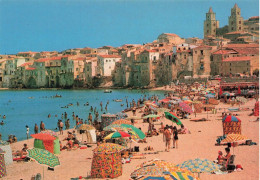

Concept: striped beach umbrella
[[104, 131, 130, 140], [221, 134, 248, 143]]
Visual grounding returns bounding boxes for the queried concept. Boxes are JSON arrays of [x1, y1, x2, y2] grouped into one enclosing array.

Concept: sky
[[0, 0, 259, 54]]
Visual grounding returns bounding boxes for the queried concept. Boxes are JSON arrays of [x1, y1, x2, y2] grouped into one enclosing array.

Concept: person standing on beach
[[34, 124, 39, 134], [172, 126, 178, 149], [0, 133, 2, 140], [164, 126, 171, 152], [26, 125, 29, 140]]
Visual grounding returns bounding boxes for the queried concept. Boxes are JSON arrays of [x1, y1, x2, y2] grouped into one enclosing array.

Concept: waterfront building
[[84, 57, 98, 87], [97, 55, 121, 77]]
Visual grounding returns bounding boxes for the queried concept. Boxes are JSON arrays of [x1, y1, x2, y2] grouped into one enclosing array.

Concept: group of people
[[163, 124, 179, 152]]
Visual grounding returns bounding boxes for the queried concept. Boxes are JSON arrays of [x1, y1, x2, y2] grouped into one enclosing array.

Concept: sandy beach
[[1, 98, 259, 180]]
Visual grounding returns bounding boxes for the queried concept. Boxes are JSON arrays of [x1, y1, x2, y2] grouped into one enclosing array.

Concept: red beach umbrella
[[31, 133, 56, 141], [237, 86, 241, 95], [219, 87, 223, 96]]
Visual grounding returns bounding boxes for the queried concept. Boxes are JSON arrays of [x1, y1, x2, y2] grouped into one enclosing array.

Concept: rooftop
[[98, 55, 121, 58], [212, 50, 237, 55], [223, 56, 250, 62]]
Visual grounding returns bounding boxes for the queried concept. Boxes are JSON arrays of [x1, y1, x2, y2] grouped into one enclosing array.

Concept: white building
[[97, 55, 121, 77]]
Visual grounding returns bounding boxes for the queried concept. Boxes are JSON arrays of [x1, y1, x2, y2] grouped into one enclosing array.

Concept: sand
[[2, 98, 259, 180]]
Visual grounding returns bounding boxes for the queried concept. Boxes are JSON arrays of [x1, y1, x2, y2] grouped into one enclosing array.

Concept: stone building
[[192, 45, 213, 78], [97, 55, 121, 77], [244, 16, 259, 35], [2, 59, 16, 88], [204, 7, 219, 38], [157, 33, 185, 45], [84, 57, 98, 87], [211, 43, 259, 76], [228, 4, 244, 32]]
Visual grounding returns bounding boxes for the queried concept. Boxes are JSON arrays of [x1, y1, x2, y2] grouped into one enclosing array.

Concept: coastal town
[[0, 3, 259, 180], [0, 4, 259, 89]]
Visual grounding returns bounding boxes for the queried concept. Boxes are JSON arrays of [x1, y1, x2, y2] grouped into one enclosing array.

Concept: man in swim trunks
[[164, 127, 171, 152]]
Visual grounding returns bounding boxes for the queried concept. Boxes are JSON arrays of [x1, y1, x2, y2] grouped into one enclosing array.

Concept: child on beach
[[217, 151, 224, 164]]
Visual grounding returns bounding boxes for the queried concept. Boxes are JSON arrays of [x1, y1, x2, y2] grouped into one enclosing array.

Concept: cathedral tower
[[204, 7, 219, 38], [228, 4, 244, 32]]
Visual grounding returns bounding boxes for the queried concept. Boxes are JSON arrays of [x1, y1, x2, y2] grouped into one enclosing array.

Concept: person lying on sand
[[13, 144, 28, 158]]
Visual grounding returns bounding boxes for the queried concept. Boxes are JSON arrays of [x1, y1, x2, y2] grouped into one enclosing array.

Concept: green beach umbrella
[[104, 124, 146, 140], [143, 114, 160, 119], [27, 148, 60, 180], [164, 112, 182, 125], [27, 148, 60, 168]]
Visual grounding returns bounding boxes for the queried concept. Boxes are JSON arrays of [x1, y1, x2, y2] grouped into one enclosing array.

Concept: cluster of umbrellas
[[131, 159, 222, 180]]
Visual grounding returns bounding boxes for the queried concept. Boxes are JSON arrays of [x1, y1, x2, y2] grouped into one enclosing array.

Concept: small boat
[[104, 90, 112, 93], [54, 95, 62, 98], [68, 103, 73, 106], [115, 99, 122, 102]]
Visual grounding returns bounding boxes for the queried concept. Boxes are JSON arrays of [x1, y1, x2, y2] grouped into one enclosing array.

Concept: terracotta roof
[[223, 56, 250, 62], [143, 49, 158, 53], [231, 47, 259, 54], [225, 44, 259, 48], [212, 50, 237, 55], [98, 55, 121, 58], [20, 62, 32, 67], [26, 67, 36, 70], [35, 56, 62, 62], [249, 16, 259, 20], [193, 45, 212, 49], [163, 33, 179, 37]]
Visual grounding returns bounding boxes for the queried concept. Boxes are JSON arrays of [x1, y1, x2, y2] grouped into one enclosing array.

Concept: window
[[153, 56, 156, 60], [200, 50, 204, 55], [230, 63, 232, 66], [239, 27, 241, 30], [106, 60, 108, 62], [230, 68, 232, 71], [231, 27, 234, 30], [231, 21, 233, 25], [213, 23, 215, 26], [183, 48, 186, 50], [239, 21, 241, 24], [56, 62, 58, 66], [207, 30, 209, 33]]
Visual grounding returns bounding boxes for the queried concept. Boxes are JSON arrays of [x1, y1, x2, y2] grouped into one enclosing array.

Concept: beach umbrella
[[27, 148, 60, 180], [76, 124, 95, 131], [164, 112, 182, 125], [221, 134, 248, 155], [143, 114, 160, 119], [31, 133, 56, 141], [222, 115, 241, 122], [112, 119, 131, 125], [133, 160, 198, 180], [177, 158, 221, 177], [179, 102, 193, 114], [104, 124, 146, 140], [221, 134, 248, 143], [104, 131, 130, 140]]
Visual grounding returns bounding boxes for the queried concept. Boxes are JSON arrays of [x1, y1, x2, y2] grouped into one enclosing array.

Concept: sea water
[[0, 89, 166, 141]]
